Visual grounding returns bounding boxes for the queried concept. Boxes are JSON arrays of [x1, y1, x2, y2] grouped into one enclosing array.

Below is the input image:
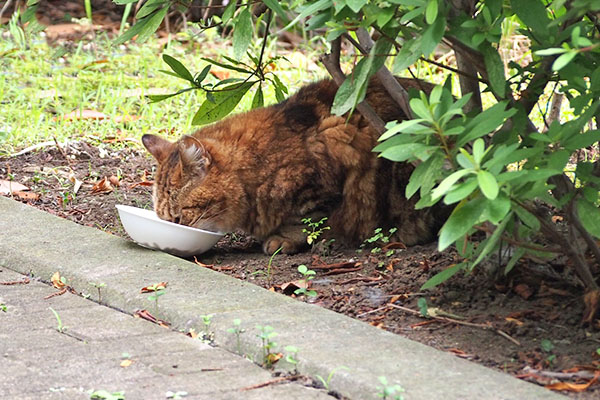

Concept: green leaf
[[535, 47, 568, 56], [432, 169, 472, 200], [439, 197, 486, 251], [192, 82, 254, 125], [444, 178, 478, 204], [406, 153, 444, 199], [421, 14, 446, 56], [472, 212, 513, 268], [162, 54, 194, 82], [484, 194, 510, 224], [421, 263, 465, 290], [481, 45, 506, 97], [283, 0, 330, 31], [346, 0, 368, 13], [380, 143, 433, 162], [510, 0, 550, 35], [514, 204, 540, 231], [477, 170, 499, 200], [576, 198, 600, 239], [114, 6, 167, 45], [562, 130, 600, 150], [263, 0, 289, 22], [222, 0, 237, 22], [233, 8, 253, 60], [136, 0, 167, 19], [378, 119, 426, 141], [201, 57, 250, 74], [425, 0, 438, 24], [332, 34, 396, 116], [552, 51, 577, 71], [504, 247, 526, 275], [195, 65, 211, 85], [251, 85, 264, 109], [457, 102, 515, 147]]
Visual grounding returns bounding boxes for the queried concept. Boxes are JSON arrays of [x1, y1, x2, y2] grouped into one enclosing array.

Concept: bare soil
[[2, 142, 599, 398]]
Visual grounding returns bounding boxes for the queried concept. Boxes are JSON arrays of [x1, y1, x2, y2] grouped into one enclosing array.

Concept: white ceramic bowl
[[116, 204, 224, 257]]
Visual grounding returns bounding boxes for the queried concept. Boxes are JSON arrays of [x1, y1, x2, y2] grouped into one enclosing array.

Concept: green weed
[[227, 319, 245, 355], [377, 376, 405, 400], [302, 217, 330, 246], [49, 307, 67, 333], [294, 265, 317, 297], [256, 325, 278, 368], [315, 366, 349, 391]]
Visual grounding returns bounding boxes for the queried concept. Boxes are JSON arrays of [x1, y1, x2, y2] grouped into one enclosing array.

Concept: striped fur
[[142, 77, 447, 254]]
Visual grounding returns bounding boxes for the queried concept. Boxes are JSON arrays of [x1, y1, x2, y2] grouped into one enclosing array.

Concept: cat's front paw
[[263, 235, 304, 255]]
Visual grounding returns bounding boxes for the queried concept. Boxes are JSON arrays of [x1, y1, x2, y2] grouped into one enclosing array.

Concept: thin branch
[[388, 303, 521, 346], [355, 28, 413, 119], [320, 37, 387, 133]]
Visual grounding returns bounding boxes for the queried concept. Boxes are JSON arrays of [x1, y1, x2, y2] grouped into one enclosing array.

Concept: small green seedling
[[417, 298, 429, 317], [315, 366, 349, 391], [359, 227, 398, 254], [377, 376, 405, 400], [199, 314, 215, 343], [89, 389, 125, 400], [252, 246, 282, 287], [1, 302, 7, 312], [49, 307, 66, 333], [541, 339, 556, 366], [256, 325, 278, 368], [165, 390, 188, 399], [294, 265, 317, 297], [284, 345, 299, 369], [89, 282, 106, 303], [302, 217, 330, 245], [147, 288, 166, 316], [227, 319, 245, 354]]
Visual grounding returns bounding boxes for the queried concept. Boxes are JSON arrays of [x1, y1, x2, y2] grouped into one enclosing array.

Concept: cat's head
[[142, 134, 230, 233]]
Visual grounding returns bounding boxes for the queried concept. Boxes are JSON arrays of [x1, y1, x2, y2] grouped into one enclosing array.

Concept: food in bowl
[[116, 204, 224, 257]]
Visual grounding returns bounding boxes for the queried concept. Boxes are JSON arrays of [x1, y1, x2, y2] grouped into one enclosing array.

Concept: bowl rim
[[115, 204, 224, 236]]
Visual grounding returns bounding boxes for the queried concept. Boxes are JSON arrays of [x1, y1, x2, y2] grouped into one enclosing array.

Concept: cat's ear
[[142, 134, 174, 164], [178, 135, 211, 173]]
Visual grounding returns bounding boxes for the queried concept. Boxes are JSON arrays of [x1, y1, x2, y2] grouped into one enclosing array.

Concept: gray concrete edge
[[0, 197, 566, 399]]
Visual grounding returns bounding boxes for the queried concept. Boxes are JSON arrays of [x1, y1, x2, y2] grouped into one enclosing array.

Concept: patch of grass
[[0, 22, 325, 155]]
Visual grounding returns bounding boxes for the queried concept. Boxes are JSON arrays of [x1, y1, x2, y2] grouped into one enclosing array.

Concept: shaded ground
[[2, 142, 599, 398]]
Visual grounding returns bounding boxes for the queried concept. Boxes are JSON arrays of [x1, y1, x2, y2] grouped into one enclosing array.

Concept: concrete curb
[[0, 197, 566, 399]]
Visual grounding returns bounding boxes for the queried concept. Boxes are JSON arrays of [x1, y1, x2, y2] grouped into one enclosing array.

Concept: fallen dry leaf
[[0, 179, 29, 195], [582, 289, 600, 326], [12, 191, 40, 201], [91, 177, 113, 194], [546, 371, 600, 392], [51, 271, 66, 289], [514, 283, 533, 300], [134, 309, 170, 328], [120, 359, 133, 368], [266, 352, 283, 365], [505, 317, 524, 326], [129, 180, 154, 189], [278, 280, 309, 296], [108, 175, 120, 187], [140, 282, 168, 293]]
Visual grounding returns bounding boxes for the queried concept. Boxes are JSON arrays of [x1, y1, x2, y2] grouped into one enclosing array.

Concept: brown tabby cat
[[142, 76, 447, 254]]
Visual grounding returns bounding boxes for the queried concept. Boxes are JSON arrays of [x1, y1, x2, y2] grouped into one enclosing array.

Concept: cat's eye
[[173, 216, 181, 224]]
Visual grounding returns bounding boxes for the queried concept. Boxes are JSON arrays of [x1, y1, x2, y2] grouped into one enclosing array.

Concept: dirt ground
[[2, 142, 599, 398]]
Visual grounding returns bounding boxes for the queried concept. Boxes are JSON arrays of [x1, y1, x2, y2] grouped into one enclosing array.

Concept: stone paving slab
[[0, 197, 567, 399], [0, 268, 333, 400]]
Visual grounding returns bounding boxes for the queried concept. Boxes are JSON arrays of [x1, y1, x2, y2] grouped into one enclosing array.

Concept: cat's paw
[[263, 235, 304, 255]]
